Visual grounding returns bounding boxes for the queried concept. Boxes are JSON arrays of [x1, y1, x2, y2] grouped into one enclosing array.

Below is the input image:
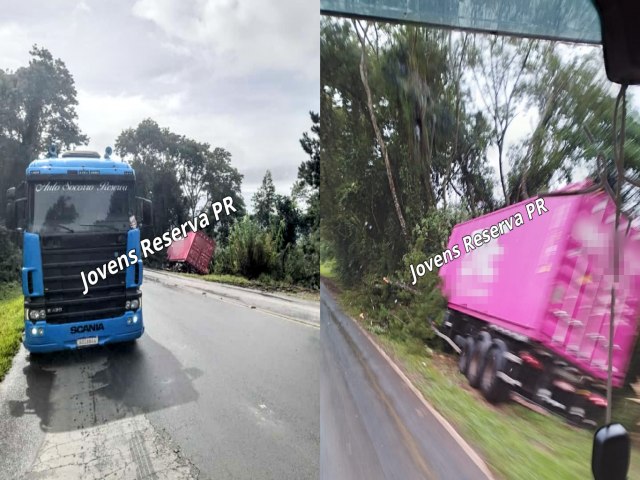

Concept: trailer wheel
[[480, 342, 509, 403], [458, 336, 472, 375], [467, 331, 492, 388]]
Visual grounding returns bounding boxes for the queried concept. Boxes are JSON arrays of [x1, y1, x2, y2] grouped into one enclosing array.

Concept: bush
[[283, 230, 320, 289], [334, 208, 463, 346], [225, 216, 277, 279]]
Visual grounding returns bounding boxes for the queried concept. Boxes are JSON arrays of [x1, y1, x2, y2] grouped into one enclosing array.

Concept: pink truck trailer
[[166, 231, 216, 275], [438, 184, 640, 426]]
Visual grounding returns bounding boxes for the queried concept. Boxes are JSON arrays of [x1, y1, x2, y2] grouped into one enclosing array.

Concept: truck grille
[[40, 233, 128, 324]]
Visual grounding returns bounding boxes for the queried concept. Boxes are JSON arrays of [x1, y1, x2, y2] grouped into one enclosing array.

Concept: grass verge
[[324, 277, 640, 480], [0, 282, 23, 382], [320, 258, 337, 279]]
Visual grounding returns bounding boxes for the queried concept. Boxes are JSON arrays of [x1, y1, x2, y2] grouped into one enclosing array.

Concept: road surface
[[0, 271, 319, 479], [321, 284, 493, 480]]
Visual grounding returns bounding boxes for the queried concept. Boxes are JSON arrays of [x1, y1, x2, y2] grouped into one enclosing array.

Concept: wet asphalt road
[[321, 285, 493, 480], [0, 274, 319, 479]]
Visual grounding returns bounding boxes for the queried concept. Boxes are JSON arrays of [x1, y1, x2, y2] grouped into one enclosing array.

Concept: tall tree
[[203, 147, 246, 243], [321, 19, 495, 282], [298, 111, 320, 189], [354, 19, 409, 242], [116, 119, 244, 241], [470, 36, 535, 204], [294, 112, 321, 233], [115, 119, 187, 237], [0, 46, 88, 218], [252, 170, 277, 228]]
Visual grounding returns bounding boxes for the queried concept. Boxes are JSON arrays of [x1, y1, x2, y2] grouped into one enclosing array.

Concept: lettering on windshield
[[34, 182, 129, 192]]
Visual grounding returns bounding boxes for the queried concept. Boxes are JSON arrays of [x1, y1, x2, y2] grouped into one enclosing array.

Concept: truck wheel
[[458, 337, 472, 375], [480, 343, 509, 403], [28, 351, 44, 365], [467, 331, 492, 388]]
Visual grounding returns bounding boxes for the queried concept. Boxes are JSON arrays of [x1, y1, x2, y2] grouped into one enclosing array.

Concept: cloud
[[131, 0, 319, 79]]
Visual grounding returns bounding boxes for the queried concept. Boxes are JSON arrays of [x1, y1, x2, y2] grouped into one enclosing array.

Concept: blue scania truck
[[5, 146, 152, 354]]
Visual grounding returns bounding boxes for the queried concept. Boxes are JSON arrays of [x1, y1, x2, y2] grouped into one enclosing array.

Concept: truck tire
[[467, 331, 492, 388], [458, 336, 472, 375], [28, 351, 44, 363], [480, 341, 509, 403]]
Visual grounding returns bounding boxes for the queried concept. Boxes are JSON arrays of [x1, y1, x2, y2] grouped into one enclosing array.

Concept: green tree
[[116, 119, 245, 243], [252, 170, 276, 228], [321, 19, 495, 283], [203, 147, 245, 244], [298, 111, 320, 189], [0, 46, 88, 220], [115, 119, 188, 238], [470, 36, 536, 203]]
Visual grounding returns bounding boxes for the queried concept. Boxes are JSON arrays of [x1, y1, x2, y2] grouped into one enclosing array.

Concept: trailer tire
[[458, 337, 472, 375], [480, 341, 509, 403], [467, 331, 492, 388]]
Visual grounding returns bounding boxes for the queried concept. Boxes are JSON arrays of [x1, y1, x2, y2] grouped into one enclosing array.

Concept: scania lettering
[[5, 146, 152, 353], [70, 323, 105, 334]]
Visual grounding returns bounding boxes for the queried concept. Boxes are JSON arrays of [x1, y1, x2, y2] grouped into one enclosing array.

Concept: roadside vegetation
[[0, 283, 23, 381], [321, 17, 640, 479], [117, 113, 320, 291]]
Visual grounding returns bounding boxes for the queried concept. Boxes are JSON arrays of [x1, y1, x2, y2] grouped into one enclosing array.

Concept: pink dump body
[[166, 231, 216, 274], [439, 186, 640, 386]]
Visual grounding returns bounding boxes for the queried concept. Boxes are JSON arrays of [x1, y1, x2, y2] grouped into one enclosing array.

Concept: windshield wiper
[[79, 224, 120, 232]]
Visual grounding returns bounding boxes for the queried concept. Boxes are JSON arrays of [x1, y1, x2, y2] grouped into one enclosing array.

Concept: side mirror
[[5, 187, 18, 230], [14, 198, 27, 230], [5, 201, 16, 229], [135, 197, 153, 227], [592, 423, 630, 480]]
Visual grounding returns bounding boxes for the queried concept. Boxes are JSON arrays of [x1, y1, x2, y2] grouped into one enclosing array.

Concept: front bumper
[[23, 310, 144, 353]]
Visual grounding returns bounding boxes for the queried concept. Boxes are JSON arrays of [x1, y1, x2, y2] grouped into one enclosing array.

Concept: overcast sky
[[0, 0, 319, 205]]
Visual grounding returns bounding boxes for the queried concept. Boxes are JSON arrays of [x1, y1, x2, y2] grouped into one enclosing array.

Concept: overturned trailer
[[166, 231, 215, 275], [438, 183, 640, 426]]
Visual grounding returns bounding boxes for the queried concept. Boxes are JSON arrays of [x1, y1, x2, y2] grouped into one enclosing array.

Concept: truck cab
[[5, 147, 152, 353]]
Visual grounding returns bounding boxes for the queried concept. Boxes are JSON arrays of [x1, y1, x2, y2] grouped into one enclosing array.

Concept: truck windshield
[[29, 180, 133, 234]]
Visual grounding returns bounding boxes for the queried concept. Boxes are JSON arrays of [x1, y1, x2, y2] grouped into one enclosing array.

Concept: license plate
[[76, 336, 99, 348]]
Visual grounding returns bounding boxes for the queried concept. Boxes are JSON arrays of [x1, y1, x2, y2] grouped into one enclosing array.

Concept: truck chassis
[[442, 308, 608, 428]]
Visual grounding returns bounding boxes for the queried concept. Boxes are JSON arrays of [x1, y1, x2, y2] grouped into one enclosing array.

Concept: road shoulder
[[321, 282, 495, 479], [145, 269, 320, 326]]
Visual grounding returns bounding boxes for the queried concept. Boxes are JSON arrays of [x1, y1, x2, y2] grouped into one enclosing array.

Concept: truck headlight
[[125, 300, 131, 310], [28, 309, 46, 321], [130, 299, 139, 310]]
